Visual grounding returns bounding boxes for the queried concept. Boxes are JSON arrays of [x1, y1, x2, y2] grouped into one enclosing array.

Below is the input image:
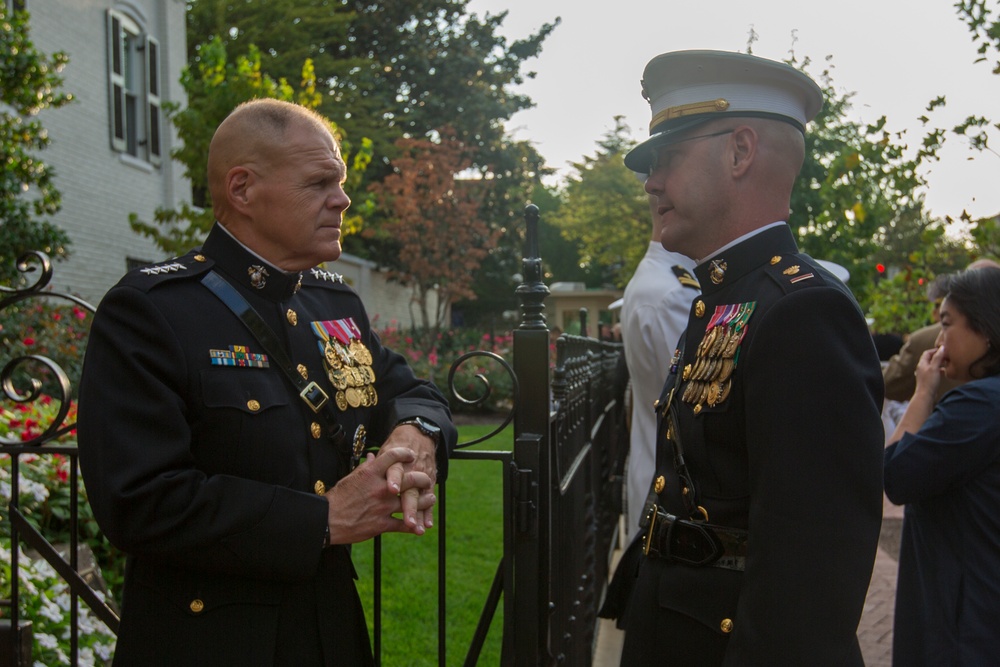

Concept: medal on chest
[[311, 318, 378, 411], [681, 302, 756, 412]]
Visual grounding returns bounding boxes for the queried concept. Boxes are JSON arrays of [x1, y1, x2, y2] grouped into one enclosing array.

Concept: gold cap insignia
[[194, 254, 207, 262]]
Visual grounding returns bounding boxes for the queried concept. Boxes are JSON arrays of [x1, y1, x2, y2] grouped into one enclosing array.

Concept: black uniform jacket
[[623, 224, 884, 665], [78, 224, 456, 666]]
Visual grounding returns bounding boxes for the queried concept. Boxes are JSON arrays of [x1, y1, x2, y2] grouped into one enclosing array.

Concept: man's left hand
[[379, 424, 438, 534]]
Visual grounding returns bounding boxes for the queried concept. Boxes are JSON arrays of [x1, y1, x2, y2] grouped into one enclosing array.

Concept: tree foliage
[[549, 117, 648, 288], [129, 37, 372, 256], [182, 1, 558, 319], [0, 7, 73, 283], [367, 128, 499, 358]]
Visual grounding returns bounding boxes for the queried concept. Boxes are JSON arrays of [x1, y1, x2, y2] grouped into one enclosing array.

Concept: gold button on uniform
[[314, 480, 326, 495], [286, 309, 298, 326], [247, 399, 261, 412], [297, 364, 309, 380], [190, 599, 205, 613], [720, 618, 733, 633], [654, 475, 665, 494], [695, 300, 706, 318], [311, 422, 322, 439]]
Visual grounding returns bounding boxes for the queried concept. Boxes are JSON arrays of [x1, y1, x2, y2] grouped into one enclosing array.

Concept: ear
[[729, 125, 757, 178], [226, 166, 253, 215]]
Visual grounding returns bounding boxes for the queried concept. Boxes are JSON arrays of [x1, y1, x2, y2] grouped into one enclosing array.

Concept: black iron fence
[[0, 205, 625, 666]]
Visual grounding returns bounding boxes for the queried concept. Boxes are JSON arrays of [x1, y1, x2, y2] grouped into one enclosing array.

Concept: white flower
[[35, 633, 58, 649], [54, 592, 71, 612], [38, 599, 63, 622]]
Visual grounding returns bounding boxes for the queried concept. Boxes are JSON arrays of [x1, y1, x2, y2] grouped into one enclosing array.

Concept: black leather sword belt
[[642, 504, 748, 571]]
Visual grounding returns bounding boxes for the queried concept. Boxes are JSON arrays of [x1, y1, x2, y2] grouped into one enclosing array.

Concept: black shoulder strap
[[200, 270, 346, 447]]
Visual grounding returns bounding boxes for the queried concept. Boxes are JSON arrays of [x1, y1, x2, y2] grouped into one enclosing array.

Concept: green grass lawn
[[353, 422, 512, 666]]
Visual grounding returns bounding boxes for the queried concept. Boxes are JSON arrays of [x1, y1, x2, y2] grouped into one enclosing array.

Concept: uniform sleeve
[[884, 383, 1000, 505], [729, 287, 885, 663], [78, 286, 328, 582], [363, 327, 457, 481]]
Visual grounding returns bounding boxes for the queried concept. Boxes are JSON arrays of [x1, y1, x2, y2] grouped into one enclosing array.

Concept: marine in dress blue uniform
[[78, 100, 456, 666], [617, 51, 885, 665]]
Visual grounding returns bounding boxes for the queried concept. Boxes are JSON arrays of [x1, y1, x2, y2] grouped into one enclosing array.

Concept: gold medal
[[707, 381, 721, 406], [328, 367, 349, 390], [324, 341, 342, 369], [367, 385, 378, 406], [346, 387, 362, 408], [335, 391, 348, 411]]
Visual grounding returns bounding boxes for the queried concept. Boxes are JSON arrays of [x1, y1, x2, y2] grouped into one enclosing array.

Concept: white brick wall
[[27, 0, 189, 304]]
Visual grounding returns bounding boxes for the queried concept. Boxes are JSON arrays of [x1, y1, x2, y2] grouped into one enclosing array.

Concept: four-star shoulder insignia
[[140, 262, 187, 275], [310, 268, 345, 284]]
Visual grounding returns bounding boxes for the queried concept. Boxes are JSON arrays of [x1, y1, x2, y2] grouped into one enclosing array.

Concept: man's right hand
[[324, 447, 435, 545]]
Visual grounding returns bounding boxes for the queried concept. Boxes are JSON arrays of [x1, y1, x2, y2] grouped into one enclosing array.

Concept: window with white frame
[[107, 9, 161, 166]]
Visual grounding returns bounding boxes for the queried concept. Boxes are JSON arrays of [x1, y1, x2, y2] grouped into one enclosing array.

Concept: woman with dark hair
[[884, 265, 1000, 667]]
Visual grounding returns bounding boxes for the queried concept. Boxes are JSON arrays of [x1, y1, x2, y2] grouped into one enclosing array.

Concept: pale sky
[[467, 0, 1000, 221]]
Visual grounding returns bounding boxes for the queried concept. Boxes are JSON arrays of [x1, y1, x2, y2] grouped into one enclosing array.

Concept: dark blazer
[[78, 224, 456, 665], [620, 224, 885, 666], [885, 375, 1000, 667]]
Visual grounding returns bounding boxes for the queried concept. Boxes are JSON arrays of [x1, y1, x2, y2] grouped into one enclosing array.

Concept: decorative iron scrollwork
[[446, 350, 518, 448]]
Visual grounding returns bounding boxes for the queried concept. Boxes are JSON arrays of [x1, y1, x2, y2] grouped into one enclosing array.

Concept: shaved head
[[208, 99, 336, 222]]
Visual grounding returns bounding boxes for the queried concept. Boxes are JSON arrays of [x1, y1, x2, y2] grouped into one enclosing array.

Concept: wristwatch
[[396, 417, 442, 444]]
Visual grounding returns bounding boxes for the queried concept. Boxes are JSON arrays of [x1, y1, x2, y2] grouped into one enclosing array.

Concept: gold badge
[[782, 265, 800, 276], [194, 254, 207, 263], [770, 256, 781, 265], [286, 309, 298, 326], [694, 300, 706, 318], [709, 259, 727, 285], [654, 475, 666, 494]]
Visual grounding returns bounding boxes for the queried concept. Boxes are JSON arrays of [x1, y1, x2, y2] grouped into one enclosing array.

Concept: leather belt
[[642, 503, 748, 571]]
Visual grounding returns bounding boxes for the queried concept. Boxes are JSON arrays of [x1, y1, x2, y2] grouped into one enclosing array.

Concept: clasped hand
[[324, 425, 438, 545]]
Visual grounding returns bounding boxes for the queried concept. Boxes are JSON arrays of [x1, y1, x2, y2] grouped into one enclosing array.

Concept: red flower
[[23, 337, 35, 346]]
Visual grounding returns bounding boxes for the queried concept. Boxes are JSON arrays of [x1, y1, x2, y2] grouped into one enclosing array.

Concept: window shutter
[[107, 10, 127, 152], [145, 34, 162, 166]]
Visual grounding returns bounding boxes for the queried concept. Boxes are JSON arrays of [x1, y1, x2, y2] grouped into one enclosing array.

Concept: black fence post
[[511, 204, 553, 665]]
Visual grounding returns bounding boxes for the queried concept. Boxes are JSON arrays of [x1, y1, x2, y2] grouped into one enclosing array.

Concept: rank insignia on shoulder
[[310, 268, 344, 284], [311, 318, 378, 410], [789, 273, 815, 284], [210, 345, 270, 368], [672, 265, 700, 290], [140, 261, 187, 276]]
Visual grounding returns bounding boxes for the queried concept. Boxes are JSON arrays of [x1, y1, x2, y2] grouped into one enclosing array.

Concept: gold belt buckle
[[300, 381, 330, 413], [643, 504, 660, 556]]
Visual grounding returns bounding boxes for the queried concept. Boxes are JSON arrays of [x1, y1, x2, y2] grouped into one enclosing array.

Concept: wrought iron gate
[[1, 204, 625, 666]]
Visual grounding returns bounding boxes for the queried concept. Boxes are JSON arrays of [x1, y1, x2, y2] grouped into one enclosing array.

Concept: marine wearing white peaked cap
[[624, 50, 824, 173]]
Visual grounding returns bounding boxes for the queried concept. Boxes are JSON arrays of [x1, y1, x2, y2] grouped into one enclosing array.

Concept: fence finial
[[515, 204, 549, 330]]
